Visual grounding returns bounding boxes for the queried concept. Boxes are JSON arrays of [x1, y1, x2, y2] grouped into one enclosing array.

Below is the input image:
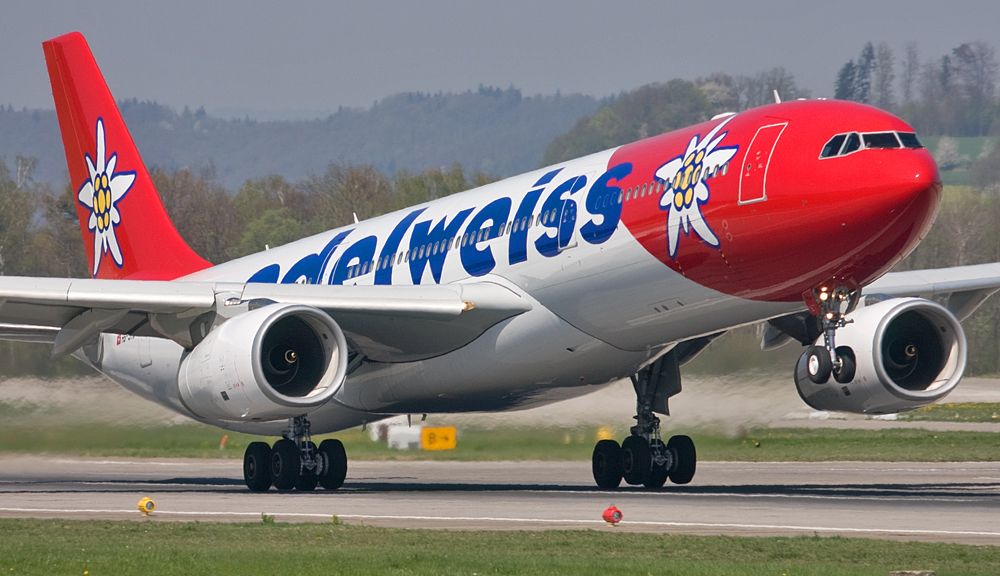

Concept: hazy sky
[[3, 1, 997, 120]]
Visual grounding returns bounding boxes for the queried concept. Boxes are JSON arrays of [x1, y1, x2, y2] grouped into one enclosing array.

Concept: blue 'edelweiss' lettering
[[409, 208, 473, 284], [460, 197, 511, 277], [375, 209, 425, 285], [581, 163, 630, 245], [536, 175, 587, 257], [330, 235, 377, 285], [244, 163, 628, 286]]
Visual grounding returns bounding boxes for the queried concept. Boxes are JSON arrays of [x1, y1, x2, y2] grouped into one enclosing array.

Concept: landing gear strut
[[592, 352, 697, 490], [242, 415, 348, 492], [804, 286, 858, 384]]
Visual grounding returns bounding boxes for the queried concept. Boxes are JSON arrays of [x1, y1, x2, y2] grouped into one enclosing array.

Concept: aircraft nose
[[813, 148, 942, 289]]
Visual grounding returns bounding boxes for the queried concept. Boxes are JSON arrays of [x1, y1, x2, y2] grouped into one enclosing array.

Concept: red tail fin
[[43, 32, 211, 280]]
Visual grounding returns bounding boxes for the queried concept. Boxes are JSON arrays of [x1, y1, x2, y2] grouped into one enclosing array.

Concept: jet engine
[[177, 303, 348, 421], [794, 298, 966, 414]]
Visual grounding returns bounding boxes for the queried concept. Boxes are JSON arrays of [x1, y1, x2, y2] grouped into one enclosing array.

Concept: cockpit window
[[842, 132, 861, 155], [821, 130, 925, 159], [820, 134, 847, 158], [863, 132, 901, 149], [897, 132, 923, 149]]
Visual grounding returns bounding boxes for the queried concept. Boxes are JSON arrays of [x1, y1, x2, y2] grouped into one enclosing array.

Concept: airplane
[[8, 30, 997, 492]]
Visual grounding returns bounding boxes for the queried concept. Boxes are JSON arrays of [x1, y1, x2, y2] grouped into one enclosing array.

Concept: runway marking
[[515, 489, 986, 504], [1, 507, 998, 538]]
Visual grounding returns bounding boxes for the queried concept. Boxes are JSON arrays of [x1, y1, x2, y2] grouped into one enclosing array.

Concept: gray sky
[[3, 1, 998, 120]]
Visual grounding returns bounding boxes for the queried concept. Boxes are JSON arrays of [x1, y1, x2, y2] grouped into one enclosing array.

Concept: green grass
[[2, 423, 1000, 462], [0, 519, 997, 575], [899, 402, 1000, 423]]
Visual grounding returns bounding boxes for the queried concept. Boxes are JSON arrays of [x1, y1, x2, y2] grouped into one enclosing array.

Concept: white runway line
[[1, 507, 999, 538]]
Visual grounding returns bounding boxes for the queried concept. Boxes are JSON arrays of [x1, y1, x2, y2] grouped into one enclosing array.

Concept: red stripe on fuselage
[[613, 100, 941, 302]]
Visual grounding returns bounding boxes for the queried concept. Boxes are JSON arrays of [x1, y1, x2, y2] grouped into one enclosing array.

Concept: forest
[[0, 39, 999, 376]]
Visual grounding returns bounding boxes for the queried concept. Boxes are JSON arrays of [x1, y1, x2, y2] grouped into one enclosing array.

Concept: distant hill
[[0, 86, 598, 190], [542, 80, 713, 165]]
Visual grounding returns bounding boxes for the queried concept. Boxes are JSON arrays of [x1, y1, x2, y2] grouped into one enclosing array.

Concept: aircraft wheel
[[243, 441, 272, 492], [621, 435, 651, 486], [318, 439, 348, 490], [296, 441, 319, 491], [643, 439, 669, 489], [667, 435, 697, 485], [833, 346, 857, 383], [806, 346, 832, 384], [271, 438, 300, 491], [591, 439, 622, 490]]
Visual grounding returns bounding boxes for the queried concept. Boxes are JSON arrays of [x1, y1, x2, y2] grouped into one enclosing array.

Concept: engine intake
[[794, 298, 966, 414], [177, 303, 348, 421]]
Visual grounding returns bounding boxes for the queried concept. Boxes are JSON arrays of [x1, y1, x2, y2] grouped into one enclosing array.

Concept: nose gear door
[[739, 122, 787, 204]]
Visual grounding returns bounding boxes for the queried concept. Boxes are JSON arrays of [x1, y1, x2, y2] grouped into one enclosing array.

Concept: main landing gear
[[803, 286, 857, 385], [243, 415, 348, 492], [592, 352, 696, 490]]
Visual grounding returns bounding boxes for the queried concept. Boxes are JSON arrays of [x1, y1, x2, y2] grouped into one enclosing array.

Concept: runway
[[0, 456, 998, 546]]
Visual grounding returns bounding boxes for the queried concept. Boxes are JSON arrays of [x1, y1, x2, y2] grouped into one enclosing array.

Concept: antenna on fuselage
[[353, 212, 359, 224], [773, 90, 782, 104]]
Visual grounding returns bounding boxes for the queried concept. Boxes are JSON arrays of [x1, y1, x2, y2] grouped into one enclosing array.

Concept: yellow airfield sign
[[421, 426, 457, 450]]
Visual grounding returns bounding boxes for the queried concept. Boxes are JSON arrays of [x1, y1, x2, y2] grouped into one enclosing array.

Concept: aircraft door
[[558, 199, 578, 251], [739, 122, 787, 204]]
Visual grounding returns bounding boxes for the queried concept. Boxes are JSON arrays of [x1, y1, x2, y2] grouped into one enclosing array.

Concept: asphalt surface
[[0, 456, 998, 545]]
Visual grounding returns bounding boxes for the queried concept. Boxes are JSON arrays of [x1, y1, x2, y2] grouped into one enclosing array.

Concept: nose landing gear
[[591, 351, 697, 490], [242, 415, 348, 492], [803, 286, 858, 384]]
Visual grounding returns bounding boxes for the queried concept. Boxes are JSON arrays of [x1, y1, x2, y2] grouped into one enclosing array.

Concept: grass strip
[[1, 519, 998, 576], [899, 402, 1000, 423], [1, 425, 999, 462]]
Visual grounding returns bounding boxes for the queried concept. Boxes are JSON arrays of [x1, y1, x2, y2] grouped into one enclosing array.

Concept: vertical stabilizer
[[43, 32, 211, 280]]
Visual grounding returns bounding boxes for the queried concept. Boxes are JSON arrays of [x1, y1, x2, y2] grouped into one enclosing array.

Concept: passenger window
[[722, 163, 729, 176], [842, 133, 861, 155], [863, 132, 901, 149], [897, 132, 923, 149], [820, 134, 847, 158]]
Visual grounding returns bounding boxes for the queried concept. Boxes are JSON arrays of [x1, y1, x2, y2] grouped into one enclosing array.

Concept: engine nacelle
[[177, 303, 348, 421], [794, 297, 966, 414]]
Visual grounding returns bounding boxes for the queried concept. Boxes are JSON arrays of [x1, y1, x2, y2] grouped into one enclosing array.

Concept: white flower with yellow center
[[656, 114, 739, 259], [77, 119, 134, 276]]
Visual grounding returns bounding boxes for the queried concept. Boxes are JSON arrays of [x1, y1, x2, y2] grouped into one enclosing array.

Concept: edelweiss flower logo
[[656, 115, 739, 259], [78, 118, 134, 276]]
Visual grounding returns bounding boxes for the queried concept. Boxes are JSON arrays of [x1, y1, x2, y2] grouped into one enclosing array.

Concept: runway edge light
[[602, 505, 622, 526], [137, 497, 155, 516]]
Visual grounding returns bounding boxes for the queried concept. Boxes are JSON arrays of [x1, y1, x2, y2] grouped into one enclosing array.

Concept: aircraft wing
[[864, 262, 1000, 320], [0, 277, 531, 362]]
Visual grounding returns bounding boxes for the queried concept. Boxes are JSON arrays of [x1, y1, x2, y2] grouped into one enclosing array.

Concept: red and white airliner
[[8, 32, 996, 491]]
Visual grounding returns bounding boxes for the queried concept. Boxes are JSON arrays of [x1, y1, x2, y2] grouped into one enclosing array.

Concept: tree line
[[835, 40, 998, 137]]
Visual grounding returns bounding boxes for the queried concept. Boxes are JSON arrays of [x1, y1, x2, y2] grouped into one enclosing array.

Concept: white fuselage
[[85, 148, 801, 435]]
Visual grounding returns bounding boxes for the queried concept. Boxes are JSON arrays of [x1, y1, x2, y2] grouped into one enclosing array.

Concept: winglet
[[43, 32, 212, 280]]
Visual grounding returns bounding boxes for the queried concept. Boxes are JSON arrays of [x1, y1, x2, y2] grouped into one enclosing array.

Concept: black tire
[[832, 346, 857, 383], [667, 435, 697, 485], [296, 441, 319, 491], [621, 435, 652, 486], [243, 441, 272, 492], [643, 439, 669, 489], [806, 346, 832, 384], [318, 439, 348, 490], [271, 438, 300, 491], [591, 439, 623, 490]]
